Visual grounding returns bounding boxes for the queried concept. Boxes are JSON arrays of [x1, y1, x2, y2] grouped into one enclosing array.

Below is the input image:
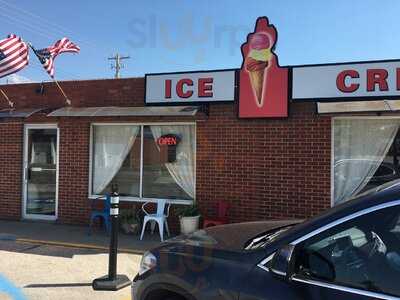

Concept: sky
[[1, 0, 400, 84]]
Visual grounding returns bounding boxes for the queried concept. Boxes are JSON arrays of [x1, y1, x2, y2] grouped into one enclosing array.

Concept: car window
[[308, 227, 368, 252], [374, 165, 395, 178], [295, 205, 400, 298]]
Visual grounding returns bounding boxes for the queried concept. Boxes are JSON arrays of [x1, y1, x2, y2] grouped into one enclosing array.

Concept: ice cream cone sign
[[239, 17, 289, 118]]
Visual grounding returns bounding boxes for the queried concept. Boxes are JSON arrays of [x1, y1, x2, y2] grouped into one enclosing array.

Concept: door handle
[[26, 168, 31, 181], [31, 167, 56, 172]]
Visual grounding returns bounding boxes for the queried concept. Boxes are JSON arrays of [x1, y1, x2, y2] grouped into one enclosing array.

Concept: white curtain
[[50, 137, 56, 165], [93, 125, 139, 194], [30, 141, 37, 164], [334, 119, 400, 204], [150, 125, 195, 199]]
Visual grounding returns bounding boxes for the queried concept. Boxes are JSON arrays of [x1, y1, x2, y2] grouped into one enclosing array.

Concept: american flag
[[31, 38, 80, 78], [0, 34, 29, 78]]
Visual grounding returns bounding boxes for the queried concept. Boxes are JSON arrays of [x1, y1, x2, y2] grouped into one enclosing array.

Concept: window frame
[[258, 200, 400, 299], [88, 122, 196, 205], [331, 116, 400, 207], [289, 200, 400, 300]]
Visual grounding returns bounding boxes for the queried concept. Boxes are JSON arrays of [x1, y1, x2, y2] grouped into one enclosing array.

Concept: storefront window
[[333, 118, 400, 205], [92, 125, 141, 197], [91, 124, 195, 202]]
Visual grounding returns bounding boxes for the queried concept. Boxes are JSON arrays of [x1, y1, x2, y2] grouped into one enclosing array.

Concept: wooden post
[[0, 89, 14, 108], [53, 79, 71, 106]]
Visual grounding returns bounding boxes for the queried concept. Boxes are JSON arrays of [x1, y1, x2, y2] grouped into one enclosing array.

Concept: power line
[[0, 2, 131, 81], [0, 11, 58, 40], [108, 54, 130, 79], [0, 14, 82, 79], [0, 0, 104, 51]]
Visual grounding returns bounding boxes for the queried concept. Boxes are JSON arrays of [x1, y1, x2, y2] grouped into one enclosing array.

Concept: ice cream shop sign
[[292, 61, 400, 101], [145, 70, 236, 104], [145, 16, 400, 118]]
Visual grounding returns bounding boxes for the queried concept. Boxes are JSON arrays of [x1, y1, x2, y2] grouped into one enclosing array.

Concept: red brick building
[[1, 16, 399, 232], [0, 77, 333, 226]]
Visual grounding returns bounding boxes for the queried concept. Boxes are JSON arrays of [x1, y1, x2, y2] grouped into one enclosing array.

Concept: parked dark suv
[[132, 180, 400, 300]]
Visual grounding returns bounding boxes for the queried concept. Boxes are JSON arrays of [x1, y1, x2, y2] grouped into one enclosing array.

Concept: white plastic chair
[[140, 199, 171, 242]]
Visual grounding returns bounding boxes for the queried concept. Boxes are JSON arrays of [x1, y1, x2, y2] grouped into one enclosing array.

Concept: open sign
[[157, 135, 180, 146], [157, 134, 181, 163]]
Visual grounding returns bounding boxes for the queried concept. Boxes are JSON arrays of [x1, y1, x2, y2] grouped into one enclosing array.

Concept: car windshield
[[245, 225, 293, 250], [244, 180, 400, 251], [347, 178, 400, 201]]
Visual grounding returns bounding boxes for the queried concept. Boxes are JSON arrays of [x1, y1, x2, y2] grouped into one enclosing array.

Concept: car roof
[[271, 179, 400, 248]]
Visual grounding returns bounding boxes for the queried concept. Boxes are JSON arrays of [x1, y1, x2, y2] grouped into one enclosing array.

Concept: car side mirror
[[269, 244, 295, 279]]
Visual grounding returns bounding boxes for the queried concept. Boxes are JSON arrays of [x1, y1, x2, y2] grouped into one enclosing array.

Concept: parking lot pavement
[[0, 240, 141, 300]]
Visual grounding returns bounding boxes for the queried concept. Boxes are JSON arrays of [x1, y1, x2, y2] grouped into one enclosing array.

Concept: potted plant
[[176, 204, 201, 235], [119, 208, 140, 235]]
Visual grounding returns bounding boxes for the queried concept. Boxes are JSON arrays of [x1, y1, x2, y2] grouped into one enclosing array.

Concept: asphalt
[[0, 219, 165, 300], [0, 239, 139, 300], [0, 219, 162, 254]]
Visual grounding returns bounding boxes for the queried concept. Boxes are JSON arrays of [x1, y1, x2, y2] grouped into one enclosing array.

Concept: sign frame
[[145, 69, 238, 106], [291, 58, 400, 102]]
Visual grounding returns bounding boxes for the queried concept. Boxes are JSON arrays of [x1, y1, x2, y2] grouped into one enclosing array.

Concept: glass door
[[23, 125, 58, 220]]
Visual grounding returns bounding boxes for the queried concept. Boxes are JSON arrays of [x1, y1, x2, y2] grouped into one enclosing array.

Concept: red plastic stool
[[203, 201, 230, 228]]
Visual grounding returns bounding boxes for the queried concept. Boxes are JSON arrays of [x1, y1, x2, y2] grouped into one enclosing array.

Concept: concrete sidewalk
[[0, 220, 162, 254], [0, 240, 139, 300]]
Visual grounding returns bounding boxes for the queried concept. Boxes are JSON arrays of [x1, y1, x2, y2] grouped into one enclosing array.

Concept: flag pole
[[28, 42, 71, 106], [53, 79, 71, 106], [0, 89, 14, 108]]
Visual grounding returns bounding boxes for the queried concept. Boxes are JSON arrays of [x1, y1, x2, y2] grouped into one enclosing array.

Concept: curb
[[0, 233, 16, 241], [15, 238, 145, 255]]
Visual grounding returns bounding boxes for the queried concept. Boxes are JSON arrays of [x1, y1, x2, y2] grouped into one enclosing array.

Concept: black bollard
[[92, 183, 131, 291]]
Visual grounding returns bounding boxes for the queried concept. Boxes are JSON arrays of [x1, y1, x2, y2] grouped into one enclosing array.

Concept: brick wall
[[57, 119, 91, 224], [0, 78, 332, 225], [0, 122, 23, 220], [197, 102, 331, 223], [0, 78, 146, 109]]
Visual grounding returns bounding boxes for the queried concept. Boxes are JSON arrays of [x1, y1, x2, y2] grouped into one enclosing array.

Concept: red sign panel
[[239, 17, 288, 118]]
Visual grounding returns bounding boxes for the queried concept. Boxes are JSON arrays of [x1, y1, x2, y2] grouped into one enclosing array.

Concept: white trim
[[22, 124, 59, 221], [139, 125, 143, 198], [291, 199, 400, 245], [91, 122, 196, 126], [88, 195, 192, 205], [22, 127, 28, 220], [332, 116, 400, 120], [330, 115, 400, 206], [55, 127, 60, 220], [88, 124, 93, 197], [270, 269, 287, 277], [330, 118, 335, 207], [24, 123, 59, 129], [292, 276, 399, 300], [88, 122, 196, 205], [194, 122, 197, 203], [257, 252, 275, 272]]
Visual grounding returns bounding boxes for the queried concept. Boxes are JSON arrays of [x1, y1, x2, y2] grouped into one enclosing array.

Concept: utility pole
[[108, 53, 130, 78]]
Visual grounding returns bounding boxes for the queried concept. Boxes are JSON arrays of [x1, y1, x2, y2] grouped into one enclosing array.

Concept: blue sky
[[1, 0, 400, 84]]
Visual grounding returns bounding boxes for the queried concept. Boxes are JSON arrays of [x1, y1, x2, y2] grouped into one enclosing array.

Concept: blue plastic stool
[[88, 194, 111, 235]]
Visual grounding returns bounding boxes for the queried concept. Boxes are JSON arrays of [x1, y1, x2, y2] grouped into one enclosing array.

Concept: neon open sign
[[157, 134, 180, 146]]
